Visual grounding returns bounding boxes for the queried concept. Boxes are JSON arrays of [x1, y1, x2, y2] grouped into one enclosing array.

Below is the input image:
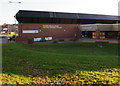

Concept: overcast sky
[[0, 0, 119, 24]]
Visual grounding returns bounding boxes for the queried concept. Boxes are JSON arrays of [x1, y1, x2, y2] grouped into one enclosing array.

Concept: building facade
[[80, 24, 119, 39], [15, 10, 120, 43], [16, 23, 80, 43]]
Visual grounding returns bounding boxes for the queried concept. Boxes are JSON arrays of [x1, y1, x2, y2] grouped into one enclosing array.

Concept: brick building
[[15, 10, 120, 43]]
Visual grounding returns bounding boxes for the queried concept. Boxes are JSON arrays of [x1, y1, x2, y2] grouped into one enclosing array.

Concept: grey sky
[[0, 0, 119, 24]]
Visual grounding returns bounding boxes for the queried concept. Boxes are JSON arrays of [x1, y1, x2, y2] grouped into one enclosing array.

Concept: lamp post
[[9, 1, 21, 35]]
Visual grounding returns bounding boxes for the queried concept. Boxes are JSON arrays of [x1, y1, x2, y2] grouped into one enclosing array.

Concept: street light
[[9, 1, 21, 4], [9, 1, 21, 35]]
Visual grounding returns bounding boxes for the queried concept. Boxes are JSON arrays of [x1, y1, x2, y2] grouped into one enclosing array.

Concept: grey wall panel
[[16, 10, 119, 24]]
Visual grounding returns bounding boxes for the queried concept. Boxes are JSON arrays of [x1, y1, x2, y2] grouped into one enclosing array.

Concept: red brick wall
[[16, 23, 81, 43]]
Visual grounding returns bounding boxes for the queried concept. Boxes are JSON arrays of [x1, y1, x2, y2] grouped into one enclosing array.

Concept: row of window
[[22, 29, 67, 34], [18, 17, 116, 24], [34, 37, 53, 41]]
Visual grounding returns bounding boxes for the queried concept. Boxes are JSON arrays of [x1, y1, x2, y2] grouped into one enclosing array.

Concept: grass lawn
[[2, 42, 119, 85]]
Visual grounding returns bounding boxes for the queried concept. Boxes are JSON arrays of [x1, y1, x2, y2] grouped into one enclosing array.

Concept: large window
[[105, 31, 118, 39]]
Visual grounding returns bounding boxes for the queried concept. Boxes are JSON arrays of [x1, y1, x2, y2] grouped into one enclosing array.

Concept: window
[[45, 37, 52, 40], [23, 30, 38, 33], [34, 38, 41, 41]]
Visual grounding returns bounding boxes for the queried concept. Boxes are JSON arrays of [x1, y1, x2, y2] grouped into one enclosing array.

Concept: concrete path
[[0, 38, 15, 44], [77, 39, 119, 44], [0, 38, 8, 44]]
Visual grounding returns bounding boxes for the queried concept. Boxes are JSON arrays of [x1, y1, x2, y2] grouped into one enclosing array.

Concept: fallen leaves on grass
[[1, 68, 120, 85]]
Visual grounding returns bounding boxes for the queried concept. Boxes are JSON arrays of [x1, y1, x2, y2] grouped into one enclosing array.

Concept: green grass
[[2, 42, 119, 77]]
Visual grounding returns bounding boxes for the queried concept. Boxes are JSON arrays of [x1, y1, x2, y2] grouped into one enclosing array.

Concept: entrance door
[[92, 32, 105, 39]]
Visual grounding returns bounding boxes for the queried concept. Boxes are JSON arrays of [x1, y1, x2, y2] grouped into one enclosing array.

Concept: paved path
[[0, 38, 1, 44], [0, 38, 119, 44], [0, 38, 15, 44], [0, 38, 8, 44], [77, 39, 119, 44]]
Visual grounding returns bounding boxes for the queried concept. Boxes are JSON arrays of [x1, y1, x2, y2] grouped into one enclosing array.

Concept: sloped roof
[[16, 10, 119, 24]]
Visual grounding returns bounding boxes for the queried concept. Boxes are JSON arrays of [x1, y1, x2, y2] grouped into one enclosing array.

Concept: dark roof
[[16, 10, 119, 24]]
